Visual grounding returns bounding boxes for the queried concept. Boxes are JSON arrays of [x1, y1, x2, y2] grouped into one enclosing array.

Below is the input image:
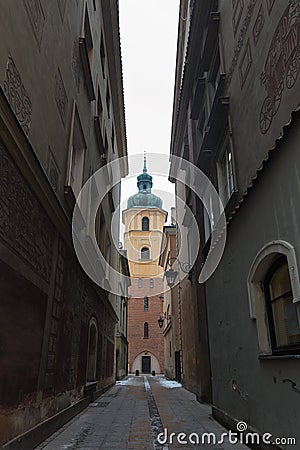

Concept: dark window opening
[[141, 247, 150, 260], [142, 217, 149, 231], [106, 83, 110, 117], [144, 322, 149, 338], [100, 33, 105, 78], [264, 257, 300, 353]]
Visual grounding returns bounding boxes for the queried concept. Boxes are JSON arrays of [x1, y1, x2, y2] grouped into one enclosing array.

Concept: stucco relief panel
[[252, 4, 265, 46], [239, 39, 253, 87], [23, 0, 45, 47], [259, 0, 300, 134], [3, 57, 32, 135], [0, 140, 55, 282], [233, 0, 244, 35], [55, 67, 68, 127], [266, 0, 275, 14], [227, 0, 257, 88]]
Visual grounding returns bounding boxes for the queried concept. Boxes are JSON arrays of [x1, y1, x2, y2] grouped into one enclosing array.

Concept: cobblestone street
[[35, 376, 248, 450]]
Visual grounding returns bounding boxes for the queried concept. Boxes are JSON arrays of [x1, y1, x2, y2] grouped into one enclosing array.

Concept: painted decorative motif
[[259, 0, 300, 134], [55, 68, 68, 126], [3, 57, 32, 135], [227, 0, 257, 88], [23, 0, 45, 47], [72, 40, 81, 92], [253, 4, 265, 46], [239, 39, 252, 87], [233, 0, 244, 35], [0, 140, 55, 281]]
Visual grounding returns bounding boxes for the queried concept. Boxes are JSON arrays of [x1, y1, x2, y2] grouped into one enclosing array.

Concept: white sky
[[119, 0, 180, 239]]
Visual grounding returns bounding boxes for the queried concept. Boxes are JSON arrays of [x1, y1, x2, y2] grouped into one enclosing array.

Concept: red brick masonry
[[128, 278, 165, 373]]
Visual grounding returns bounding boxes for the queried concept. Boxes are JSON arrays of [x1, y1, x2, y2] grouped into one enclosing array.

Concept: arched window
[[264, 257, 300, 351], [141, 247, 150, 260], [142, 217, 149, 231], [87, 318, 98, 381], [143, 184, 147, 190], [144, 296, 149, 312], [144, 322, 149, 338], [150, 278, 154, 288], [138, 278, 142, 288], [247, 240, 300, 355]]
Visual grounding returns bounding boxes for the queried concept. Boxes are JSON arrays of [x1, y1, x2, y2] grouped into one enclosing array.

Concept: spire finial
[[143, 151, 147, 173]]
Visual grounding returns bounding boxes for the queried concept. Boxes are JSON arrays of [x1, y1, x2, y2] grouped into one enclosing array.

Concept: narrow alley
[[35, 376, 248, 450]]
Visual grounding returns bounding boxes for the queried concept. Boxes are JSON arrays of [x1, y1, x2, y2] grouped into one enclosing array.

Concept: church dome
[[127, 155, 163, 209]]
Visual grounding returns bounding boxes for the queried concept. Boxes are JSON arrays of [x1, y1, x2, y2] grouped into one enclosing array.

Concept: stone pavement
[[35, 376, 249, 450]]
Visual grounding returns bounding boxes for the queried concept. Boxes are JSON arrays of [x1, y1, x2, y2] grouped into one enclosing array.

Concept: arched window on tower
[[144, 322, 149, 338], [141, 247, 150, 260], [142, 217, 149, 231]]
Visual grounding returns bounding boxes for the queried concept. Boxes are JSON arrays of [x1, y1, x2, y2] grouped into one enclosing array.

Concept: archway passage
[[131, 351, 161, 374]]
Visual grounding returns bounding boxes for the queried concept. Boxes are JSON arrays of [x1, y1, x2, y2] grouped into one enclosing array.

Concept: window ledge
[[259, 354, 300, 360]]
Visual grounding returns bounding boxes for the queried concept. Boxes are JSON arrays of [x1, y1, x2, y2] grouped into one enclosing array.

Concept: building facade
[[170, 0, 300, 445], [115, 249, 131, 380], [0, 1, 128, 448], [123, 159, 166, 374], [159, 222, 182, 382]]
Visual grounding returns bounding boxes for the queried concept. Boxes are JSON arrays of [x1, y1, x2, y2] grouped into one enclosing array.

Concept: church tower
[[123, 156, 166, 374], [123, 155, 167, 279]]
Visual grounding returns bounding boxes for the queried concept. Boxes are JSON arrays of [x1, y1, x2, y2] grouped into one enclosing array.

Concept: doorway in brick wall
[[142, 355, 151, 373]]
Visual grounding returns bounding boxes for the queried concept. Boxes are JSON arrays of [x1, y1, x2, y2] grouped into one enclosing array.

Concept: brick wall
[[128, 278, 165, 373]]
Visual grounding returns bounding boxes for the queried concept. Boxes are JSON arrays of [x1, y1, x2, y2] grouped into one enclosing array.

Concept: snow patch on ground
[[157, 378, 182, 389], [116, 377, 137, 385]]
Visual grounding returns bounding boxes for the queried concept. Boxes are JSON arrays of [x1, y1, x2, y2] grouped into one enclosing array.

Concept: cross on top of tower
[[126, 152, 163, 209], [143, 151, 147, 173]]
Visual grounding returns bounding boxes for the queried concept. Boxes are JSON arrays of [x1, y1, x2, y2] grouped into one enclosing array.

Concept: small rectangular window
[[79, 3, 95, 100], [106, 83, 110, 117], [111, 126, 115, 153], [144, 322, 149, 339], [150, 278, 154, 288], [138, 278, 143, 288], [66, 103, 86, 198], [217, 134, 235, 205], [96, 86, 103, 121], [84, 8, 93, 65], [100, 33, 105, 78]]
